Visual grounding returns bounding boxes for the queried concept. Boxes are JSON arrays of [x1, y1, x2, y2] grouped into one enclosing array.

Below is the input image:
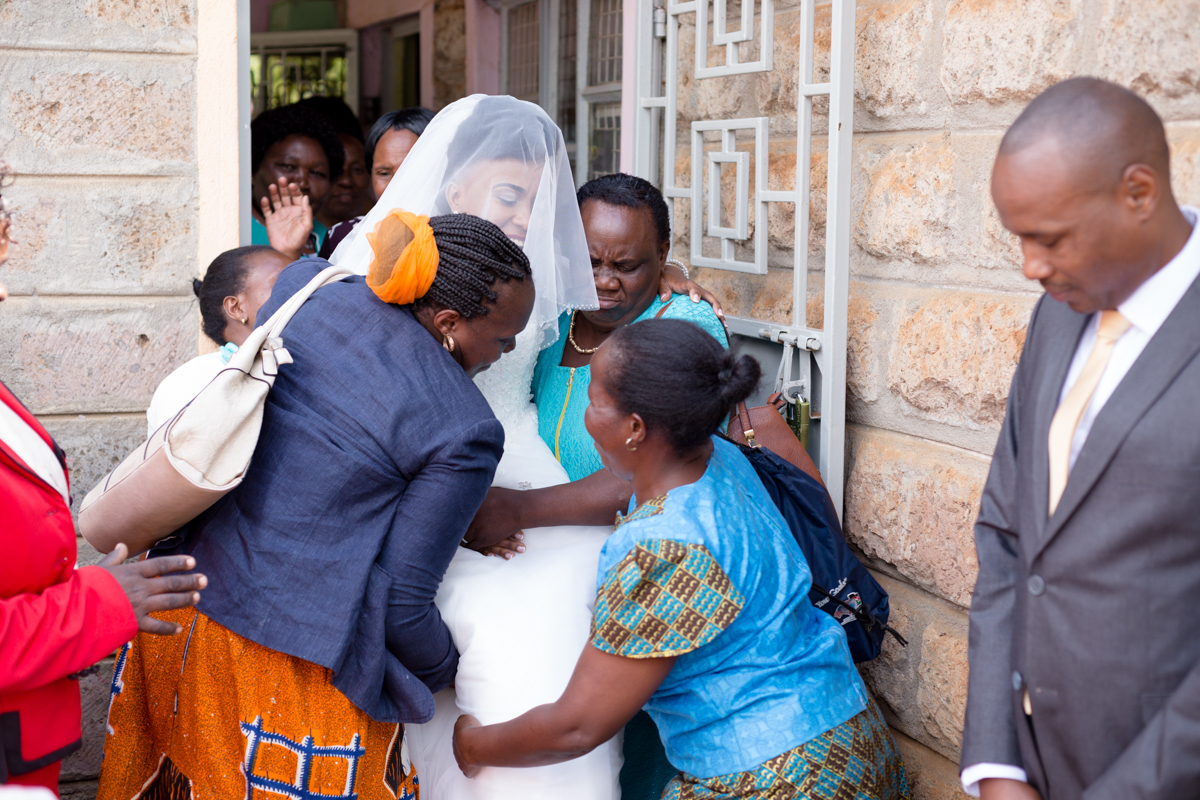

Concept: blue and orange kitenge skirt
[[663, 702, 909, 800], [97, 608, 419, 800]]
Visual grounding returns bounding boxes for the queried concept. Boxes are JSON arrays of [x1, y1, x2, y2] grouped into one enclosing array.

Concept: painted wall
[[671, 1, 1200, 796]]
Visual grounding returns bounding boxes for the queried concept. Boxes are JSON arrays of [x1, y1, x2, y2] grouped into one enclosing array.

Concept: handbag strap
[[264, 264, 357, 338], [227, 264, 356, 372], [710, 313, 760, 446], [737, 401, 758, 447]]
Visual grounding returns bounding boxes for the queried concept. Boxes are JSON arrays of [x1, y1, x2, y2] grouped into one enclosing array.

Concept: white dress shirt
[[962, 206, 1200, 797]]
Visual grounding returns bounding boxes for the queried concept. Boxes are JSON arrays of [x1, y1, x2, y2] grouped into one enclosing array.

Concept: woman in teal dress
[[468, 172, 728, 539], [452, 319, 908, 800], [465, 172, 727, 798], [532, 175, 726, 481], [534, 289, 727, 480], [249, 104, 342, 259]]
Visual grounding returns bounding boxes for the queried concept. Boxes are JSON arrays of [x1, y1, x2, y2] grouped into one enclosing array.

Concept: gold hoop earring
[[625, 436, 638, 452], [443, 335, 456, 353]]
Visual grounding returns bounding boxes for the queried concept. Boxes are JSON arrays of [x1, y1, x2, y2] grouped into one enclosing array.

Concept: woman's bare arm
[[453, 645, 676, 775], [463, 469, 633, 556]]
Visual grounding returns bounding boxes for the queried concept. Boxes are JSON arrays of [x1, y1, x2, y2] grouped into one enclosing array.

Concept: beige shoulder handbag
[[79, 264, 355, 556]]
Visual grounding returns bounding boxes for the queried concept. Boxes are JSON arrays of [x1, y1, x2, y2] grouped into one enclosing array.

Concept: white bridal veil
[[331, 94, 597, 349], [335, 98, 621, 799]]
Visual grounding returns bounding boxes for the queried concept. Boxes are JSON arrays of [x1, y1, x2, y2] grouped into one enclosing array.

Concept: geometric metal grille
[[251, 47, 349, 117], [695, 0, 772, 77], [250, 30, 360, 119], [690, 117, 765, 272], [630, 0, 858, 513]]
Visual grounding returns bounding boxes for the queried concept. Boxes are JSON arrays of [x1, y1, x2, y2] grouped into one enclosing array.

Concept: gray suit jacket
[[962, 275, 1200, 800]]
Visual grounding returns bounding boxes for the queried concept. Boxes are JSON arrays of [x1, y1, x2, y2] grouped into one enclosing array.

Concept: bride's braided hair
[[415, 213, 531, 318]]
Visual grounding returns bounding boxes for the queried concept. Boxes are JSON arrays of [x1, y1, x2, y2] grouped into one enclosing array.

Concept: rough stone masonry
[[673, 1, 1199, 797]]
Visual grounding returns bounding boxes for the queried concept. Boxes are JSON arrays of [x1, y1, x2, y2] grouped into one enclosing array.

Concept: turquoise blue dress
[[532, 294, 728, 798], [251, 217, 328, 255], [592, 437, 909, 798], [532, 294, 728, 481]]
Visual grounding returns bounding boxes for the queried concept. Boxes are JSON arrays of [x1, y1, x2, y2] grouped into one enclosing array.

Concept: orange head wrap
[[365, 209, 439, 305]]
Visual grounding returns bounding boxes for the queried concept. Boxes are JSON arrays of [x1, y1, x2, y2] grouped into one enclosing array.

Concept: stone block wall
[[672, 0, 1200, 796], [0, 2, 200, 797]]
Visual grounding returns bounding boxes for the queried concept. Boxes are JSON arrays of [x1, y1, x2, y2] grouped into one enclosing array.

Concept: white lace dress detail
[[472, 325, 545, 490]]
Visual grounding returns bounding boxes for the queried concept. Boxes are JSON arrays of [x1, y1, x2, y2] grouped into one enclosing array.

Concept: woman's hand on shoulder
[[463, 487, 528, 559], [659, 261, 724, 319], [453, 714, 483, 778]]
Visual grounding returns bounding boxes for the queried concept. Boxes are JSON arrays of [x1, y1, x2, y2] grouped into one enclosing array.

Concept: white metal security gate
[[628, 0, 856, 514]]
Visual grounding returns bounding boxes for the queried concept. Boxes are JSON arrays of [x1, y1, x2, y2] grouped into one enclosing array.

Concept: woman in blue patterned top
[[452, 319, 909, 800]]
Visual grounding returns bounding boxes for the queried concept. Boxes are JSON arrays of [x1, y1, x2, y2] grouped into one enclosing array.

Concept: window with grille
[[588, 101, 621, 177], [558, 0, 578, 147], [499, 0, 623, 186], [587, 0, 622, 86], [250, 30, 359, 118], [582, 0, 621, 182], [508, 2, 541, 103]]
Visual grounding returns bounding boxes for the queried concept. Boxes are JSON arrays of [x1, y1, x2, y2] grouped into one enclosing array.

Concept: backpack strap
[[811, 581, 909, 648]]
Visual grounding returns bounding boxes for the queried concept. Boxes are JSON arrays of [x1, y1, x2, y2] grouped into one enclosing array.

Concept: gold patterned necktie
[[1047, 309, 1132, 515]]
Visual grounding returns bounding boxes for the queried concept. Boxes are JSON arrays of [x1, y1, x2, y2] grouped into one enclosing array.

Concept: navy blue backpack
[[725, 437, 906, 662]]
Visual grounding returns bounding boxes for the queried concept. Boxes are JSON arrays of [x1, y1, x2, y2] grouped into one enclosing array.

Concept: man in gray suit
[[961, 77, 1200, 800]]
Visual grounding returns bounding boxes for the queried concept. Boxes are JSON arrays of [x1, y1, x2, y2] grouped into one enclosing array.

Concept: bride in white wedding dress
[[331, 95, 621, 799]]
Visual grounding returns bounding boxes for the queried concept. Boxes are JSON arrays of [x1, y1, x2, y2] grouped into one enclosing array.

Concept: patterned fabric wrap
[[532, 293, 729, 481], [662, 703, 909, 800], [593, 437, 870, 779], [591, 536, 745, 658], [97, 608, 419, 800]]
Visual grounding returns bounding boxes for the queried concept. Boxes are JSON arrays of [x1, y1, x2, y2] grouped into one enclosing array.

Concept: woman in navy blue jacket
[[99, 213, 535, 800]]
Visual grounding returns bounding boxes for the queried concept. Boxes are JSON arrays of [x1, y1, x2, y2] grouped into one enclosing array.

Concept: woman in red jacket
[[0, 167, 209, 794]]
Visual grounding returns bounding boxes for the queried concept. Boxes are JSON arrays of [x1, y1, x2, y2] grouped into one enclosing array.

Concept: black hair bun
[[718, 353, 761, 408], [603, 319, 761, 455]]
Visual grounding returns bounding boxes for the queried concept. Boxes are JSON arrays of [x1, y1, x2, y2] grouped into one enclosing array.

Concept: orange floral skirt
[[97, 608, 419, 800]]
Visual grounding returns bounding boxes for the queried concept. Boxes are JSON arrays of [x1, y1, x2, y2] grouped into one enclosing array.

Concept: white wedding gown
[[407, 325, 623, 799]]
